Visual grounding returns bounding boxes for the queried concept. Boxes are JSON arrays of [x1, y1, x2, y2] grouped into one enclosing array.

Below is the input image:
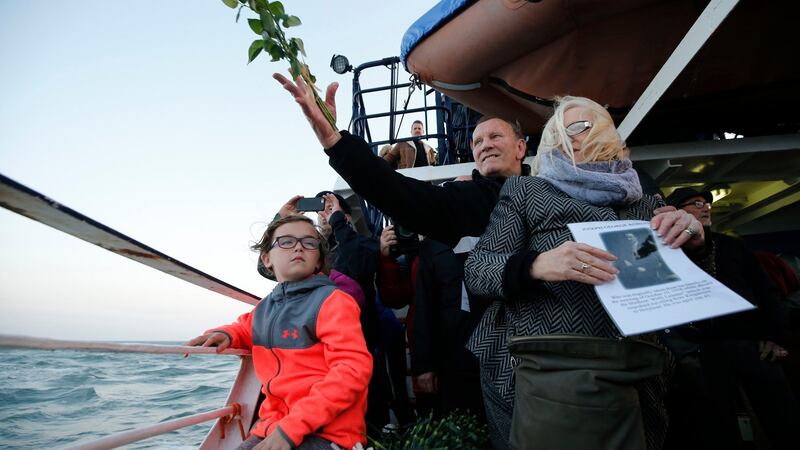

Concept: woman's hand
[[184, 332, 231, 352], [380, 226, 397, 257], [273, 73, 341, 149], [254, 432, 292, 450], [651, 207, 705, 249], [530, 241, 618, 285], [277, 195, 303, 218]]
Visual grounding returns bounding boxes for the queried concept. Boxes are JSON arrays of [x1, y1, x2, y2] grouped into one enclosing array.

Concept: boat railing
[[0, 173, 266, 449], [0, 335, 260, 450], [348, 56, 456, 161]]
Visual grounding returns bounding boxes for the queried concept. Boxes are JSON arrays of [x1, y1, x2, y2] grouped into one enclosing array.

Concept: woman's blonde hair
[[534, 96, 625, 173]]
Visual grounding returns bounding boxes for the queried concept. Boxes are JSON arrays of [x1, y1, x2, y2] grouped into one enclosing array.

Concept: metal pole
[[617, 0, 740, 141], [60, 405, 239, 450], [0, 334, 251, 356]]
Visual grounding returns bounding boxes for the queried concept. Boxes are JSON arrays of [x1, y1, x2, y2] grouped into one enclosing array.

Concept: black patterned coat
[[465, 176, 668, 450]]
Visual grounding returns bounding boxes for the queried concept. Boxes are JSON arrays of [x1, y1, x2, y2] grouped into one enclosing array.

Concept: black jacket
[[709, 232, 784, 343], [328, 210, 379, 348], [412, 239, 491, 376], [325, 132, 528, 247]]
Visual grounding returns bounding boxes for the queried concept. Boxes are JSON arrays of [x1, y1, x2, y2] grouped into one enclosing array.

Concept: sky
[[0, 1, 439, 341]]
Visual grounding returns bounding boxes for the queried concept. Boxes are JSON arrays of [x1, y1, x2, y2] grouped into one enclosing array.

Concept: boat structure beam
[[617, 0, 740, 141], [0, 173, 260, 306]]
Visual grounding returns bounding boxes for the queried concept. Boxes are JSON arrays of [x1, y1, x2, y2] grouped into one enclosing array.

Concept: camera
[[296, 197, 326, 212], [389, 219, 419, 258]]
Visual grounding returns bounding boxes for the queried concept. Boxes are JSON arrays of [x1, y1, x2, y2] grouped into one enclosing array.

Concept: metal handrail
[[60, 404, 241, 450], [0, 334, 251, 356]]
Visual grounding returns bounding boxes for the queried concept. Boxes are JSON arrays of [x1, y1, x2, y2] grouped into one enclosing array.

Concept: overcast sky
[[0, 1, 438, 340]]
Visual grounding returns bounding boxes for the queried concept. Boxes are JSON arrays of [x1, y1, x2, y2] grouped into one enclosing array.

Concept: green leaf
[[247, 18, 263, 34], [268, 1, 285, 16], [260, 12, 276, 35], [283, 15, 302, 27], [290, 37, 306, 56], [254, 0, 269, 13], [248, 39, 264, 63], [267, 44, 284, 62], [221, 0, 239, 8]]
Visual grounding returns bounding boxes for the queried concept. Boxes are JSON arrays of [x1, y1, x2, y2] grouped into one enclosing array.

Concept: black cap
[[315, 191, 352, 215], [665, 187, 713, 207]]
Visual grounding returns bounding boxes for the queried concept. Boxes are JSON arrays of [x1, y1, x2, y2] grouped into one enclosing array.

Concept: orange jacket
[[211, 274, 372, 448]]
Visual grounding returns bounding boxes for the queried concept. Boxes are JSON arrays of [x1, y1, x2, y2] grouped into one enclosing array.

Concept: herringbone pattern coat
[[465, 176, 668, 449]]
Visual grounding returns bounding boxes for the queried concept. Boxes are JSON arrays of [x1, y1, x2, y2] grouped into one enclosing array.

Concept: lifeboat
[[402, 0, 800, 142]]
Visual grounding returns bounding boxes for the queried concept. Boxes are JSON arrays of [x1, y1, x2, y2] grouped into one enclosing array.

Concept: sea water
[[0, 344, 240, 449]]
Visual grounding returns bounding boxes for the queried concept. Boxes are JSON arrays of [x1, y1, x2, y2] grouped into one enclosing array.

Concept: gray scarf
[[536, 149, 642, 206]]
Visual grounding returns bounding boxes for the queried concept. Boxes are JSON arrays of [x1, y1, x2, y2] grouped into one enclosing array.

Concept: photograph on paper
[[567, 220, 754, 336], [600, 228, 680, 289]]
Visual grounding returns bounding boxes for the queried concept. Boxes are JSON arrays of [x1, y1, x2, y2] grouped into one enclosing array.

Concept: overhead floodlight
[[330, 54, 352, 74]]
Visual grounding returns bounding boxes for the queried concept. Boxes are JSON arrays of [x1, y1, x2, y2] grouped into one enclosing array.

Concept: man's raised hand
[[273, 73, 341, 149]]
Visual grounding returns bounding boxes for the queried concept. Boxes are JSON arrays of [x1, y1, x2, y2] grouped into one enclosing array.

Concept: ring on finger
[[683, 225, 696, 237], [579, 262, 590, 273]]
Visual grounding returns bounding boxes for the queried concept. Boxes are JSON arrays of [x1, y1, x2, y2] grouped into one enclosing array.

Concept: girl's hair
[[534, 96, 625, 173], [251, 215, 330, 278]]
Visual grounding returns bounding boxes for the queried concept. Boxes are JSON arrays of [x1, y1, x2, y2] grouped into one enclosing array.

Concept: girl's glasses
[[271, 235, 321, 250], [565, 120, 592, 137]]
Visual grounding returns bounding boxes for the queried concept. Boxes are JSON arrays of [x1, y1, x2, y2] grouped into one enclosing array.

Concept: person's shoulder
[[501, 174, 549, 194]]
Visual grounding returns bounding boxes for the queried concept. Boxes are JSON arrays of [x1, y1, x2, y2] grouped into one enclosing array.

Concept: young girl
[[187, 215, 372, 450]]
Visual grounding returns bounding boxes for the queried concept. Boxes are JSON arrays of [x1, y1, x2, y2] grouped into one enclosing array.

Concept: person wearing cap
[[662, 187, 799, 450]]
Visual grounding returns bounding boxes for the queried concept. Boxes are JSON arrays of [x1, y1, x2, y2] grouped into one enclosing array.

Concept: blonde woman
[[465, 96, 707, 450]]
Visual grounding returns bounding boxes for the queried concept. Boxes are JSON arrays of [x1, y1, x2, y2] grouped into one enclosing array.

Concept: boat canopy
[[401, 0, 800, 143]]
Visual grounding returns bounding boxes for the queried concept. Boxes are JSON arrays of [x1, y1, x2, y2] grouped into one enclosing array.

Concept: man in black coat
[[663, 187, 799, 450], [273, 73, 529, 247]]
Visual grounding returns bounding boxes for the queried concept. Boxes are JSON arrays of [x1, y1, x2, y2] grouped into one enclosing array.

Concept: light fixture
[[710, 186, 731, 203], [330, 54, 352, 74]]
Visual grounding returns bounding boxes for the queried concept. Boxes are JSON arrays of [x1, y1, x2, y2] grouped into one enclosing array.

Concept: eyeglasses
[[565, 120, 592, 137], [680, 200, 711, 209], [271, 235, 321, 250]]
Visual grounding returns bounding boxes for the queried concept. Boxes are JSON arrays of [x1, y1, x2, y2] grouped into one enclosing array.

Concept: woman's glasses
[[271, 235, 321, 250], [565, 120, 592, 137]]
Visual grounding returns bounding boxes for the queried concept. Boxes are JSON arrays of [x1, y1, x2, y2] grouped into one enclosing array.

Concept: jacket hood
[[269, 274, 335, 302]]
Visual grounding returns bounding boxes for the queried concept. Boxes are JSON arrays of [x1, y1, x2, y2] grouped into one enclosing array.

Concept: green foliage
[[371, 411, 489, 450], [247, 18, 263, 35], [248, 39, 264, 63], [220, 0, 336, 130]]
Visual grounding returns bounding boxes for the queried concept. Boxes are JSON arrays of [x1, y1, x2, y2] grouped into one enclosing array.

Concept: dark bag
[[507, 334, 666, 450]]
